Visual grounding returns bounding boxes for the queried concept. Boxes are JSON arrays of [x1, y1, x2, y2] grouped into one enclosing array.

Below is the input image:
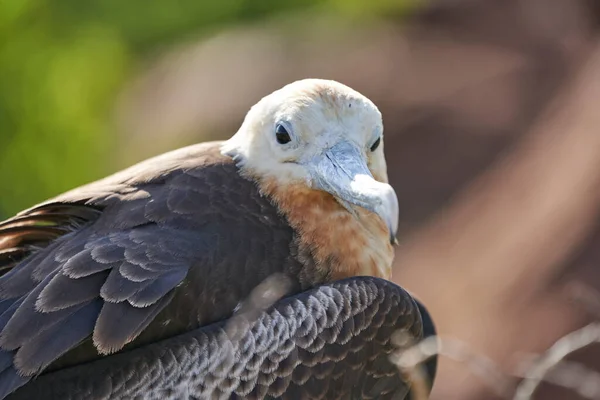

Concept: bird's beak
[[309, 141, 399, 244]]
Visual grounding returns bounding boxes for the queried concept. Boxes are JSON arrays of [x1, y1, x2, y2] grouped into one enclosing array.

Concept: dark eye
[[370, 137, 381, 152], [275, 124, 291, 144]]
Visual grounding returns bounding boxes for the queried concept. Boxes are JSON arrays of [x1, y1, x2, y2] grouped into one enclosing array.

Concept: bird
[[0, 79, 436, 399]]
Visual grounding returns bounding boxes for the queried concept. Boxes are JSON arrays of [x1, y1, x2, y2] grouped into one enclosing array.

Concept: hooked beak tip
[[336, 174, 399, 246], [376, 182, 399, 246], [356, 180, 399, 246]]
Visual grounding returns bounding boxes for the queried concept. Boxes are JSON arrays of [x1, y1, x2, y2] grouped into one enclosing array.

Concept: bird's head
[[222, 79, 398, 245]]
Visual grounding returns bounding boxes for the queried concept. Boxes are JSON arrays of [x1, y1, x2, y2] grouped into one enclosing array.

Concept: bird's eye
[[275, 124, 291, 145], [370, 137, 381, 152]]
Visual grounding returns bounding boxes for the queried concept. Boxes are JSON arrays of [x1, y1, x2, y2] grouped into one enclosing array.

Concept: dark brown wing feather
[[5, 277, 430, 400], [0, 203, 101, 274], [0, 142, 305, 399]]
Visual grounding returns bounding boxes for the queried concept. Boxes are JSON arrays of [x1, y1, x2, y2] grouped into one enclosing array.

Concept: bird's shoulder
[[0, 140, 273, 275], [40, 140, 237, 208]]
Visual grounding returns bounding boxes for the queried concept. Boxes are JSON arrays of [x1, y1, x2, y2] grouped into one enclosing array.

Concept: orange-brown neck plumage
[[259, 178, 394, 281]]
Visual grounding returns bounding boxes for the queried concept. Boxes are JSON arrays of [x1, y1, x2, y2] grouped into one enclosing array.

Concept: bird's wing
[[0, 203, 103, 276], [5, 277, 435, 400], [0, 142, 300, 398]]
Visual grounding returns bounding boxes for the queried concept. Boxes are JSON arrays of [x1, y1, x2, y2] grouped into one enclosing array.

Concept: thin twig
[[390, 330, 436, 400], [513, 322, 600, 400], [391, 326, 600, 400], [390, 333, 515, 398]]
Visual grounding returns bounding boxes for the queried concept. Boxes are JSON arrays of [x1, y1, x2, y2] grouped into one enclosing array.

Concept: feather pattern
[[4, 277, 435, 400]]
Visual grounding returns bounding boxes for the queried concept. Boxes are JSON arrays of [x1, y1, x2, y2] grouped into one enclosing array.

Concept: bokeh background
[[3, 0, 600, 398]]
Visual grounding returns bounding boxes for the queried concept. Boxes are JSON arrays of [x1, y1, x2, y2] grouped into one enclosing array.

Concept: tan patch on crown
[[259, 178, 394, 281]]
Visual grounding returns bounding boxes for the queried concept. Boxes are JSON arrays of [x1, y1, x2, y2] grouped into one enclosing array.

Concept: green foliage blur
[[0, 0, 420, 219]]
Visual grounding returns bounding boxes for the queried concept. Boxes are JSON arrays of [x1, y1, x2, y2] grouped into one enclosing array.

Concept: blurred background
[[3, 0, 600, 398]]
